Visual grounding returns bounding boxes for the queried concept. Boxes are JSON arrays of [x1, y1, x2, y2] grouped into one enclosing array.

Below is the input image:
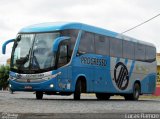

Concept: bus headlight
[[9, 84, 12, 88], [50, 84, 54, 88]]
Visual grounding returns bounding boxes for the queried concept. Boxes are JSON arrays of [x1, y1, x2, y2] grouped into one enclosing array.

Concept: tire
[[36, 91, 43, 100], [74, 80, 82, 100], [96, 93, 110, 100], [9, 88, 14, 94], [124, 83, 140, 101]]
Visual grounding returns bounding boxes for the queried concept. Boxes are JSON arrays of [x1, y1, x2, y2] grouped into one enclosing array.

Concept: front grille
[[15, 78, 46, 83]]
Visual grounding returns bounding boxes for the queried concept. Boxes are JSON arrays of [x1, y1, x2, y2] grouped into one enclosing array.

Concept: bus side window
[[123, 40, 135, 59], [95, 35, 109, 56], [57, 44, 68, 68], [145, 46, 156, 62], [78, 31, 95, 54], [109, 38, 122, 58], [135, 43, 145, 61], [61, 29, 79, 59]]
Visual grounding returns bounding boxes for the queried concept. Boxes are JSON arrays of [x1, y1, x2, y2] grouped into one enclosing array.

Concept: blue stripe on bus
[[124, 58, 128, 65], [129, 60, 135, 77], [116, 57, 120, 63]]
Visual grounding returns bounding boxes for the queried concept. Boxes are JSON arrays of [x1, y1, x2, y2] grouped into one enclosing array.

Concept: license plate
[[24, 86, 32, 89]]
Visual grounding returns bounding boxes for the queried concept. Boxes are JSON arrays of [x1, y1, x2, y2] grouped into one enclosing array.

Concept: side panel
[[72, 54, 96, 92], [56, 66, 73, 91], [110, 57, 135, 93], [140, 61, 157, 94], [71, 54, 156, 94], [93, 55, 114, 92], [110, 57, 157, 94]]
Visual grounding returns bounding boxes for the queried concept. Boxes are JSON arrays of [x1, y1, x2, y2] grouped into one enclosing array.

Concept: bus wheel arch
[[73, 76, 87, 100], [124, 80, 141, 101]]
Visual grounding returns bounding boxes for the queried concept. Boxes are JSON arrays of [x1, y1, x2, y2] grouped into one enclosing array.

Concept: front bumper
[[9, 78, 59, 92]]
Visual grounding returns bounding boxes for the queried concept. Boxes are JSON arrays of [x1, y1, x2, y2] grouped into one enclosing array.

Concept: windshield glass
[[31, 33, 59, 70], [11, 32, 60, 73], [11, 34, 34, 70]]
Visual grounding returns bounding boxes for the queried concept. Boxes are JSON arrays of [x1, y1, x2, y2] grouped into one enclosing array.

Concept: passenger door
[[56, 41, 71, 90]]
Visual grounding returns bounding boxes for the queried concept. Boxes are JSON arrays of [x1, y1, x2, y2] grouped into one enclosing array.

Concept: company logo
[[113, 62, 129, 90]]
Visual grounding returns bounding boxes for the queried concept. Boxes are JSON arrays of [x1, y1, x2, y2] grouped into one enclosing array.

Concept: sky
[[0, 0, 160, 64]]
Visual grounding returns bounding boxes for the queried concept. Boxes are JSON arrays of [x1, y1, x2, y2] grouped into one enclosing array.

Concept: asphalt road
[[0, 91, 160, 119]]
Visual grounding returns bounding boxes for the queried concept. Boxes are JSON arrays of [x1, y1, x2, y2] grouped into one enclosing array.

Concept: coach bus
[[2, 22, 157, 100]]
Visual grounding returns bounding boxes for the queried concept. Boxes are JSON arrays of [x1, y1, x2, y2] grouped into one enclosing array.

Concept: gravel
[[0, 91, 160, 113]]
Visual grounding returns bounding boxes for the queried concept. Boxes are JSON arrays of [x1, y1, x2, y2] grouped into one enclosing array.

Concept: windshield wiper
[[16, 55, 29, 65], [30, 50, 40, 70]]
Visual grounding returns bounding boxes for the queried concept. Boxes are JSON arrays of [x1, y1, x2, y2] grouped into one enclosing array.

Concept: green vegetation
[[0, 65, 10, 90]]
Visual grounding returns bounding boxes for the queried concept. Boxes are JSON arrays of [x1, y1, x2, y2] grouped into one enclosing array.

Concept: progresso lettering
[[80, 57, 107, 66]]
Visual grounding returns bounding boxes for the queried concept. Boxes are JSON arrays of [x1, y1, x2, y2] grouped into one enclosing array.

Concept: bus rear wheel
[[74, 80, 82, 100], [36, 91, 43, 100], [96, 93, 110, 100], [124, 83, 140, 101]]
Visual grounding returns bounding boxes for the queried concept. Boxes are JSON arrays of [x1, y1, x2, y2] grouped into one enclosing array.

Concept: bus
[[2, 22, 157, 100]]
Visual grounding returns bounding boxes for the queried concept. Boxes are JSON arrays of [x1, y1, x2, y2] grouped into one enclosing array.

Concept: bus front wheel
[[124, 83, 140, 101], [36, 91, 43, 100], [74, 80, 82, 100]]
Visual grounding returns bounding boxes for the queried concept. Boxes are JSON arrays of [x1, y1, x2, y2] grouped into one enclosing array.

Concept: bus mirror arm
[[52, 36, 70, 53], [76, 50, 86, 56], [2, 39, 15, 54]]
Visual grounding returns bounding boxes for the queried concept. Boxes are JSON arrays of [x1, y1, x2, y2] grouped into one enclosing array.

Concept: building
[[155, 53, 160, 95], [7, 58, 11, 65]]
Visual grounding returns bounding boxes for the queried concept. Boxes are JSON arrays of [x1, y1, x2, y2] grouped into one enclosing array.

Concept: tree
[[0, 65, 10, 90]]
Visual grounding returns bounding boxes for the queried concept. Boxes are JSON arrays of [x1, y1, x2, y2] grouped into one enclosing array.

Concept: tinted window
[[79, 31, 95, 53], [145, 46, 156, 62], [110, 38, 122, 57], [95, 35, 109, 55], [135, 43, 145, 61], [57, 45, 68, 68], [61, 29, 79, 57], [123, 40, 135, 59]]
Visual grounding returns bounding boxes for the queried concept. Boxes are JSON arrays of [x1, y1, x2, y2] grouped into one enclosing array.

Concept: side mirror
[[2, 39, 15, 54], [52, 36, 70, 53]]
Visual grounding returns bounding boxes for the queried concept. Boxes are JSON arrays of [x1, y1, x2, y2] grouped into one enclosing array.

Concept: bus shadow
[[18, 98, 160, 102], [43, 98, 160, 102]]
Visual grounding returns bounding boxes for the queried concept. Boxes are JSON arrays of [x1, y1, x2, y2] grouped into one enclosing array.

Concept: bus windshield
[[11, 32, 60, 73]]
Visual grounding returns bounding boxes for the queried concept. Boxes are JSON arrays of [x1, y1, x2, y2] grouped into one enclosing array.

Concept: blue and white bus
[[2, 22, 157, 100]]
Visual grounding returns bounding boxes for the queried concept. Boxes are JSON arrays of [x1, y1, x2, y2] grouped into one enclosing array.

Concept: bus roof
[[19, 22, 155, 47]]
